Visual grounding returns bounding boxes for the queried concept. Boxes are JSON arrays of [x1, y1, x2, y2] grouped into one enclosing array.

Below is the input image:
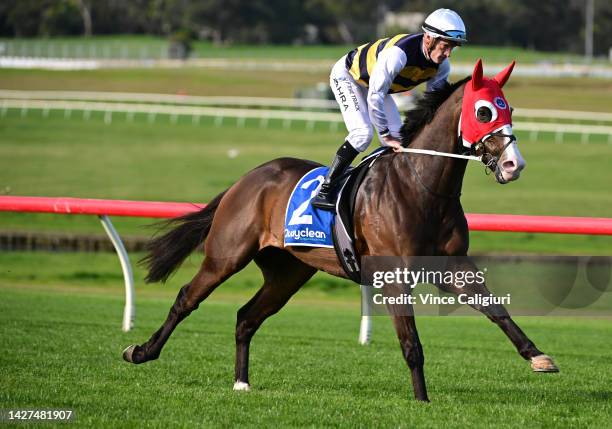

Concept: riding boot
[[311, 142, 359, 211]]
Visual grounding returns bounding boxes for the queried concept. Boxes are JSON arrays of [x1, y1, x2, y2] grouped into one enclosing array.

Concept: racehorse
[[123, 59, 558, 402]]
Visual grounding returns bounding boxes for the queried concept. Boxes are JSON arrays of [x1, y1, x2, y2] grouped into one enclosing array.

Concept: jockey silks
[[345, 33, 440, 94]]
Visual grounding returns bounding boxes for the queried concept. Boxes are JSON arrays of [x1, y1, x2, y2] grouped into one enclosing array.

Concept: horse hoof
[[531, 354, 559, 372], [122, 345, 137, 363], [233, 381, 251, 391]]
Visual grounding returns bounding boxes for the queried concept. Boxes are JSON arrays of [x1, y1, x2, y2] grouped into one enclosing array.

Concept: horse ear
[[494, 60, 515, 88], [471, 59, 483, 91]]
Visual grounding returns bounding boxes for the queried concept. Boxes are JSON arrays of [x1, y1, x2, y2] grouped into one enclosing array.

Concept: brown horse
[[123, 61, 558, 401]]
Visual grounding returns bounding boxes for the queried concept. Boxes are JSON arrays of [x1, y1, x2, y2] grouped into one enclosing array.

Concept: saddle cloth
[[283, 166, 335, 248], [283, 147, 389, 283]]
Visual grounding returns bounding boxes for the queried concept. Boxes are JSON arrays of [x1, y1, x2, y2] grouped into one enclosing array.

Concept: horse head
[[461, 59, 525, 184]]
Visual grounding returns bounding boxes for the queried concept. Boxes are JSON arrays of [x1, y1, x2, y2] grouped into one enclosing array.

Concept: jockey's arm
[[367, 46, 407, 150]]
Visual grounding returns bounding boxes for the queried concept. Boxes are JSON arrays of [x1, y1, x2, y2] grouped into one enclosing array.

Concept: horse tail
[[141, 190, 227, 284]]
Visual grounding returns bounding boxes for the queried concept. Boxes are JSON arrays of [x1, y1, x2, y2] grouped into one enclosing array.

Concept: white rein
[[396, 147, 482, 162], [395, 117, 482, 162]]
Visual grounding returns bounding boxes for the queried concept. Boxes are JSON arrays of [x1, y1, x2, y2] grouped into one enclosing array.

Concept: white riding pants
[[330, 56, 403, 152]]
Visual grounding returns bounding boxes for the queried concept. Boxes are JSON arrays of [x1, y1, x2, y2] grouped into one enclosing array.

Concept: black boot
[[311, 142, 359, 211]]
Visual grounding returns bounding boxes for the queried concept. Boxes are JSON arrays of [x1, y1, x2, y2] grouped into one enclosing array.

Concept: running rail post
[[99, 215, 135, 332], [358, 284, 373, 345]]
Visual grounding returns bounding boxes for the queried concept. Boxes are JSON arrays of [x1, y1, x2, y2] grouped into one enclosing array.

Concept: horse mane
[[400, 76, 471, 147]]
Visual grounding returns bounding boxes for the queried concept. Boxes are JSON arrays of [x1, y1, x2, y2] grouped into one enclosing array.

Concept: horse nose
[[502, 160, 516, 171]]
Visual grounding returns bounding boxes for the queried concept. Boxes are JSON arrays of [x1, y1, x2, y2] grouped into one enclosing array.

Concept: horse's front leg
[[437, 256, 559, 372], [384, 285, 429, 401]]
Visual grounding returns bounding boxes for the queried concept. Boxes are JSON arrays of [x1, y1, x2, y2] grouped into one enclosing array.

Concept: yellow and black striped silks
[[345, 33, 439, 94]]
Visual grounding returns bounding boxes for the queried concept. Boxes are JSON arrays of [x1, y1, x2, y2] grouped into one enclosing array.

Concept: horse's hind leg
[[233, 247, 316, 391], [124, 242, 258, 364], [437, 257, 558, 372]]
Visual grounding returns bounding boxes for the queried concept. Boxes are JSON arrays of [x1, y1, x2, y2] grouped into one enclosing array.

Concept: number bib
[[284, 167, 335, 248]]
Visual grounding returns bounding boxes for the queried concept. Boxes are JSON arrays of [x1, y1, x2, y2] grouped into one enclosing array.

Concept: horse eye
[[476, 106, 493, 123]]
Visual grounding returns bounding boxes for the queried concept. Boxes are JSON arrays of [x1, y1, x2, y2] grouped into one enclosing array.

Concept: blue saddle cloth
[[284, 166, 335, 248], [283, 147, 388, 251]]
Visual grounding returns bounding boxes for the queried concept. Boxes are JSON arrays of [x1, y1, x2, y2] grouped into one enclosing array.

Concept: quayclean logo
[[284, 228, 327, 241]]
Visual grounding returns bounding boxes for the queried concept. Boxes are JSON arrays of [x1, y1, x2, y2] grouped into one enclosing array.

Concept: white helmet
[[422, 9, 467, 44]]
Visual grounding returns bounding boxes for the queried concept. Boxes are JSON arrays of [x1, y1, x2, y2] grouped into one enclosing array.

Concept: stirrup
[[311, 185, 336, 211]]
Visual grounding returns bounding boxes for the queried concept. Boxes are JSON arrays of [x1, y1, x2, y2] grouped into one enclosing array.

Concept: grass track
[[1, 284, 611, 427]]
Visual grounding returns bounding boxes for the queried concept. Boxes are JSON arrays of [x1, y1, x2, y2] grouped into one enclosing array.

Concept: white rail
[[1, 90, 611, 122], [2, 99, 612, 139], [0, 90, 339, 109], [0, 99, 341, 121]]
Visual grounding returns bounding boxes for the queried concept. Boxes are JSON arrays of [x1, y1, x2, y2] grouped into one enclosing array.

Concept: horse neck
[[399, 89, 467, 201]]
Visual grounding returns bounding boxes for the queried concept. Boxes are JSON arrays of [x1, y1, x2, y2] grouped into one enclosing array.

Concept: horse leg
[[384, 284, 429, 401], [233, 247, 316, 391], [391, 314, 429, 401], [124, 252, 254, 364], [437, 257, 558, 372]]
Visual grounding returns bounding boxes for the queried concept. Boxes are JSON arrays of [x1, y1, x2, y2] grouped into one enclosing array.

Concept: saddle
[[332, 147, 389, 283]]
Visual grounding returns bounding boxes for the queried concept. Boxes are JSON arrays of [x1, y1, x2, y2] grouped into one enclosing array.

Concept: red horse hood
[[461, 59, 515, 146]]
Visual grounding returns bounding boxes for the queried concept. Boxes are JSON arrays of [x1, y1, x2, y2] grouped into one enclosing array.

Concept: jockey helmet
[[422, 9, 467, 45]]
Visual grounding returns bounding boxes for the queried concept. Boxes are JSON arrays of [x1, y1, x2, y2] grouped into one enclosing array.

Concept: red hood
[[460, 59, 515, 146]]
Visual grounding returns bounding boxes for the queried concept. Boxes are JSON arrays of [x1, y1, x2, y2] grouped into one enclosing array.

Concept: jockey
[[311, 8, 468, 210]]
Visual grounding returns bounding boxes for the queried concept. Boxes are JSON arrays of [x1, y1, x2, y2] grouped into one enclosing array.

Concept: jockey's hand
[[382, 135, 403, 152]]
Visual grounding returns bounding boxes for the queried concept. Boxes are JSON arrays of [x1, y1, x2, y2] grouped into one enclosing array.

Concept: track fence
[[2, 96, 611, 143]]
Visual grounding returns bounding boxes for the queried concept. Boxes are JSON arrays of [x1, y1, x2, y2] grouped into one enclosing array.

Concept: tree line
[[1, 0, 611, 56]]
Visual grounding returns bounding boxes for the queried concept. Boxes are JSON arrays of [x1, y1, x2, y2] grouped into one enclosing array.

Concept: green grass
[[0, 279, 611, 427], [0, 251, 358, 303], [1, 109, 611, 254], [0, 67, 323, 98]]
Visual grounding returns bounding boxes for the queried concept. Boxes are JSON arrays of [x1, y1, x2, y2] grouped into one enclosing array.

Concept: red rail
[[0, 196, 204, 219], [1, 196, 612, 235], [465, 213, 612, 235]]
